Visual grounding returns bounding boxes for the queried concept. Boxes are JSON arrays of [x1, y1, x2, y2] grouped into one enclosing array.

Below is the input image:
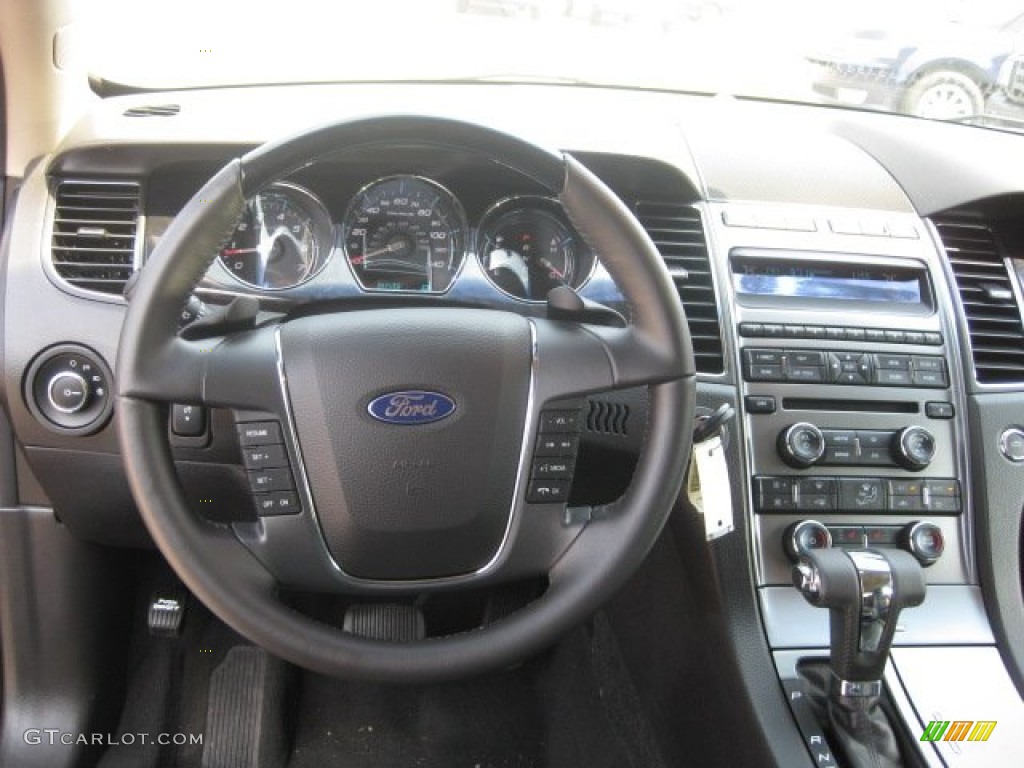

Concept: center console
[[707, 203, 1024, 767]]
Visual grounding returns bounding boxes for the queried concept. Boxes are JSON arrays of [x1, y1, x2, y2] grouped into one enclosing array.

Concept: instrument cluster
[[213, 173, 597, 302]]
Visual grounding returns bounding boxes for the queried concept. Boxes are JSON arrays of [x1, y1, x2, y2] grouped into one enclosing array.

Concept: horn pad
[[279, 309, 532, 580]]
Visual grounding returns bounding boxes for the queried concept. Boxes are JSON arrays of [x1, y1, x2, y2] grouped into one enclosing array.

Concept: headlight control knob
[[778, 422, 826, 468], [24, 344, 114, 435], [47, 371, 90, 414], [893, 426, 936, 471]]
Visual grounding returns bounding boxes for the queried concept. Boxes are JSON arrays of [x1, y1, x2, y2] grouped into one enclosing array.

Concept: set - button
[[237, 420, 300, 516], [527, 409, 582, 503]]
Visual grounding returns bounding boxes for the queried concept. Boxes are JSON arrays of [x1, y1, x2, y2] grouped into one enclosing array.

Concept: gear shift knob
[[793, 548, 926, 688]]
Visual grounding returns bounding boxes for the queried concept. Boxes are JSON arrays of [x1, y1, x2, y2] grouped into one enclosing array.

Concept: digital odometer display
[[732, 259, 925, 304], [342, 175, 466, 294]]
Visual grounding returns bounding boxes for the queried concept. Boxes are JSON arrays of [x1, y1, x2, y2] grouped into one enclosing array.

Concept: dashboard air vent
[[123, 104, 181, 117], [933, 213, 1024, 384], [51, 181, 140, 296], [635, 202, 724, 374]]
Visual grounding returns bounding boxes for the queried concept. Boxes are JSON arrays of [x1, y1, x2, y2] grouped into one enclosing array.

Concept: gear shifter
[[792, 548, 926, 768]]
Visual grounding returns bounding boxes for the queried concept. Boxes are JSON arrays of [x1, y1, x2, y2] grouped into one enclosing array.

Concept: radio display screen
[[731, 259, 925, 305]]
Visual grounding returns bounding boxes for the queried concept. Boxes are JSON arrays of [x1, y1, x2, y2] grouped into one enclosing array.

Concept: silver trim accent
[[788, 519, 832, 561], [339, 174, 469, 297], [847, 549, 894, 654], [780, 422, 826, 467], [832, 676, 883, 698], [217, 181, 334, 292], [268, 320, 537, 587], [906, 521, 944, 566], [998, 426, 1024, 463], [42, 178, 144, 304], [45, 371, 88, 414], [475, 194, 597, 303]]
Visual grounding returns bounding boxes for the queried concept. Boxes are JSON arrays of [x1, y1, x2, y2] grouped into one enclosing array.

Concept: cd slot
[[782, 398, 919, 414]]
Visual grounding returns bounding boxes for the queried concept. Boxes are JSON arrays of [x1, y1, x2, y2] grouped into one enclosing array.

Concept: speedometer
[[342, 176, 467, 294]]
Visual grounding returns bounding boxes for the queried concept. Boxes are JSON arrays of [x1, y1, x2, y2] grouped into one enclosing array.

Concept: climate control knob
[[784, 519, 832, 561], [904, 521, 944, 566], [893, 426, 936, 470], [778, 422, 826, 468]]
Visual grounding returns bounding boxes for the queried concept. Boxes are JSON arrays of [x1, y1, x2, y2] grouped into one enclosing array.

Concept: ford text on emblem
[[367, 391, 456, 425]]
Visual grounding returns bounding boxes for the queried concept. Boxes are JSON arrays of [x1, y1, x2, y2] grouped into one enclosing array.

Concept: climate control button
[[784, 520, 832, 561]]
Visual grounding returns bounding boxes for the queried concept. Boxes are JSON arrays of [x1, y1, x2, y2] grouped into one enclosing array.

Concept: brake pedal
[[342, 603, 425, 641]]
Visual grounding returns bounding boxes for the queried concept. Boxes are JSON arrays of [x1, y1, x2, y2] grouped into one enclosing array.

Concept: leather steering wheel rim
[[116, 115, 696, 682]]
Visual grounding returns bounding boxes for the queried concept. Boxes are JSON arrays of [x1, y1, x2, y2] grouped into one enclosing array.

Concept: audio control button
[[876, 369, 912, 386], [822, 429, 856, 446], [822, 446, 858, 464]]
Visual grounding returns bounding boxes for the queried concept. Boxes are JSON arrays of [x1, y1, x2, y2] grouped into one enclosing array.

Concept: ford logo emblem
[[367, 390, 456, 425]]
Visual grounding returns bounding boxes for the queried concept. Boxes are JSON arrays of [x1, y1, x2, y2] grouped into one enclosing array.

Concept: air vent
[[635, 202, 724, 374], [933, 213, 1024, 384], [123, 104, 180, 117], [51, 181, 140, 296], [586, 399, 630, 436]]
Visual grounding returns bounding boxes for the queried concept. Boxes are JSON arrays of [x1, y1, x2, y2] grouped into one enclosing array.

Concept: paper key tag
[[686, 435, 734, 541]]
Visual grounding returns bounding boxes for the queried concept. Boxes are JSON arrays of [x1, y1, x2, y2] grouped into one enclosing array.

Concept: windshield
[[82, 0, 1024, 131]]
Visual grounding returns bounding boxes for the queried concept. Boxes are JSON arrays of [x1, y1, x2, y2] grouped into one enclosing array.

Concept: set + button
[[237, 420, 300, 516]]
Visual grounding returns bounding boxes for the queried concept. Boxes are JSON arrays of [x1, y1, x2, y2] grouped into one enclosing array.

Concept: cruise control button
[[238, 421, 283, 446], [526, 479, 570, 503], [247, 468, 294, 493], [172, 404, 206, 437], [253, 492, 301, 516], [242, 444, 289, 470], [839, 478, 886, 511]]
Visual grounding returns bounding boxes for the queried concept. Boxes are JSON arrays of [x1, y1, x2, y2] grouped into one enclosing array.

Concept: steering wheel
[[116, 116, 696, 682]]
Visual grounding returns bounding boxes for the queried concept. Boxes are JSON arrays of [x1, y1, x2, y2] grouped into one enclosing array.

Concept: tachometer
[[218, 183, 332, 291], [477, 196, 594, 301], [342, 176, 467, 294]]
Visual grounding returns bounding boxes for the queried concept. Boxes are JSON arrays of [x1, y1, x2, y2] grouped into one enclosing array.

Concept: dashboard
[[3, 82, 1024, 764]]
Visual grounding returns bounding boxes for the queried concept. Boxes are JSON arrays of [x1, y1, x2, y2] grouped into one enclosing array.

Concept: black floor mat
[[288, 616, 662, 768]]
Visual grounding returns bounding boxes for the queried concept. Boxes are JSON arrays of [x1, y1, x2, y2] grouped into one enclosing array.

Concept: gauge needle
[[538, 257, 565, 280], [221, 247, 259, 256], [362, 241, 406, 260]]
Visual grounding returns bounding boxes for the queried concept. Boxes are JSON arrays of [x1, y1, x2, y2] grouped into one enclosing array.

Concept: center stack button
[[778, 423, 826, 468]]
